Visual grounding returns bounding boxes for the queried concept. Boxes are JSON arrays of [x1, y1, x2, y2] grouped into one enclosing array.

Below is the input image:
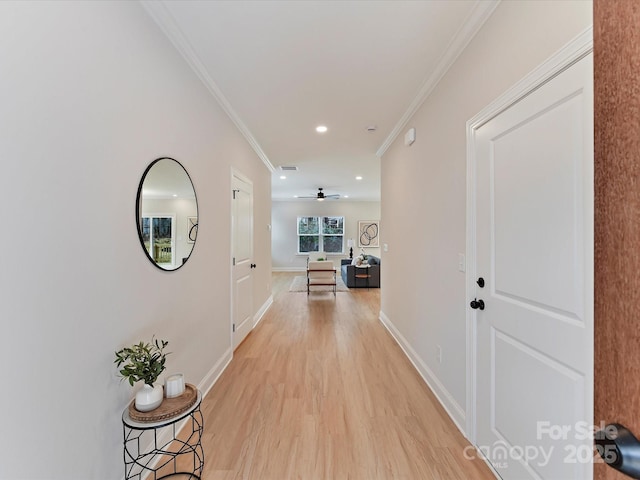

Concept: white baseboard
[[253, 295, 273, 328], [378, 310, 466, 434], [198, 346, 233, 398]]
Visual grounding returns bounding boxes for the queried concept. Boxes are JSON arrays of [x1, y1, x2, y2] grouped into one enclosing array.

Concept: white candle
[[165, 373, 185, 398]]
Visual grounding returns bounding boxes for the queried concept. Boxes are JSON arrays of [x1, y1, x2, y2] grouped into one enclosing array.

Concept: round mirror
[[136, 157, 198, 271]]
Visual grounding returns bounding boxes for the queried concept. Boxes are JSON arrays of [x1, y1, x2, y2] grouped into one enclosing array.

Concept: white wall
[[0, 1, 271, 478], [380, 0, 592, 429], [272, 200, 380, 271]]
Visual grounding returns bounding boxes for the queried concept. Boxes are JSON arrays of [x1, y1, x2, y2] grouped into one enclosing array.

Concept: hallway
[[184, 273, 494, 479]]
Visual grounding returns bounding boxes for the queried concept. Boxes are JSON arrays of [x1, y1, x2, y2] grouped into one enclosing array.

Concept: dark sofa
[[341, 256, 381, 288]]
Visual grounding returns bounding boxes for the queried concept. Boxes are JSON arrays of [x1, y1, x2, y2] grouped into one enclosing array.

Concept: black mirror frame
[[135, 157, 198, 272]]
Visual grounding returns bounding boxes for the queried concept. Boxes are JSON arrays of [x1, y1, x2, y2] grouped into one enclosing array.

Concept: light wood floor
[[175, 272, 495, 479]]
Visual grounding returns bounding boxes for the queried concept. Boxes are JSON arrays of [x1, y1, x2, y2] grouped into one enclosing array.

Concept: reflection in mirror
[[136, 158, 198, 271]]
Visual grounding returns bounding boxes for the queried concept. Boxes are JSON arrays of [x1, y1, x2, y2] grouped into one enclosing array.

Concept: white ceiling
[[142, 158, 197, 199], [143, 0, 499, 201]]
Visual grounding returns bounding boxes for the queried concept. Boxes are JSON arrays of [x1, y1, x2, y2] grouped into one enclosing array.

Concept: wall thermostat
[[404, 127, 416, 146]]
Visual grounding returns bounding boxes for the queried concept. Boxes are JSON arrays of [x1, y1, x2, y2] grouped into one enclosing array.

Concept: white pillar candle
[[165, 373, 185, 398]]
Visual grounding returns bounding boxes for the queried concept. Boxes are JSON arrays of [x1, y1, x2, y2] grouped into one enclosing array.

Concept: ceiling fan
[[299, 187, 340, 201]]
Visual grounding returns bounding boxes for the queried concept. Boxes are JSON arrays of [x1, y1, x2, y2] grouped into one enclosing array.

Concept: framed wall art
[[187, 216, 198, 244], [358, 220, 379, 248]]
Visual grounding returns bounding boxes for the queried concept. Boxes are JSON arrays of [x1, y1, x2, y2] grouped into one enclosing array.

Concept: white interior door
[[472, 52, 593, 479], [232, 173, 253, 350]]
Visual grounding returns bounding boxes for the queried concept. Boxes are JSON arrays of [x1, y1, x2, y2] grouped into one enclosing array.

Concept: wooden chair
[[306, 261, 336, 295]]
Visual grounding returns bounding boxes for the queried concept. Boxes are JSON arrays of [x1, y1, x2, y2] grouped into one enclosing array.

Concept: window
[[141, 215, 175, 266], [297, 216, 344, 254]]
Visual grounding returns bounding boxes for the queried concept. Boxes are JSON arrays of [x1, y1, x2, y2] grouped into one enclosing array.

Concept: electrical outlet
[[436, 345, 442, 364]]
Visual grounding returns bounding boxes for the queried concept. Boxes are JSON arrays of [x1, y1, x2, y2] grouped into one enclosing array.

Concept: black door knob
[[477, 277, 485, 288], [470, 298, 485, 310], [595, 423, 640, 478], [250, 263, 256, 269]]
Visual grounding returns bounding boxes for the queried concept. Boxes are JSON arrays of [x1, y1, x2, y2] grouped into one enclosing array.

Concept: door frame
[[465, 27, 593, 444]]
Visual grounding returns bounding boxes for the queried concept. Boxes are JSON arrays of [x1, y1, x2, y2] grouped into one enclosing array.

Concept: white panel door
[[474, 53, 593, 479], [232, 173, 253, 350]]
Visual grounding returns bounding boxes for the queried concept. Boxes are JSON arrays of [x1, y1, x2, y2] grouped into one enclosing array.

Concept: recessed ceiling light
[[355, 176, 363, 180], [280, 175, 286, 180], [316, 125, 328, 133], [344, 195, 349, 198], [172, 194, 178, 197]]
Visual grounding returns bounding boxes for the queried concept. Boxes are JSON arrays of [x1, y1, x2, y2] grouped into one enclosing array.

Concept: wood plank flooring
[[176, 272, 495, 479]]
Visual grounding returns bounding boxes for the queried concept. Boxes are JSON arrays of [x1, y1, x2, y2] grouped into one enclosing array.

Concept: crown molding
[[375, 0, 501, 158], [140, 0, 276, 173]]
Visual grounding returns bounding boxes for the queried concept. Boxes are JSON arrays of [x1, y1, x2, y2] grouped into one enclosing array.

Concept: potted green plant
[[115, 337, 169, 412]]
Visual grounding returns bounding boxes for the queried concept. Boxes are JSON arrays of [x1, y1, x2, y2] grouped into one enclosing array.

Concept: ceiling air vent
[[280, 166, 298, 171]]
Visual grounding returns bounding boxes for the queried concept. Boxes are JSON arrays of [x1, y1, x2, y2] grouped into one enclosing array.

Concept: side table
[[122, 389, 204, 479], [355, 264, 371, 289]]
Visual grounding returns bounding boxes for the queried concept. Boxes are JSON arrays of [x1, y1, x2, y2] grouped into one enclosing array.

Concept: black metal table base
[[123, 403, 204, 480]]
